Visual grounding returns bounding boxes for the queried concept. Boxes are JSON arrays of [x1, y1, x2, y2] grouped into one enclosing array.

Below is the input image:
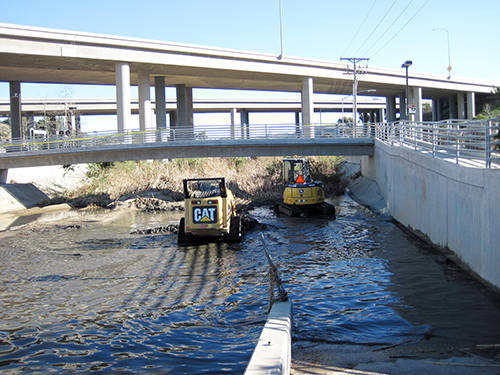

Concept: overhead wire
[[350, 0, 398, 57], [368, 0, 429, 59], [361, 0, 415, 57], [341, 0, 377, 58]]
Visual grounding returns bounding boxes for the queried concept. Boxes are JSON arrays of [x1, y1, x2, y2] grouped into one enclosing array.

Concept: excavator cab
[[282, 158, 312, 185], [276, 158, 335, 217]]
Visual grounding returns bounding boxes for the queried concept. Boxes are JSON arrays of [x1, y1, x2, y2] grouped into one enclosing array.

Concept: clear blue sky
[[1, 0, 499, 128]]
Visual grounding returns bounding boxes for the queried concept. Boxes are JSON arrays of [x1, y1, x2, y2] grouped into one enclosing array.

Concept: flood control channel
[[0, 195, 499, 374]]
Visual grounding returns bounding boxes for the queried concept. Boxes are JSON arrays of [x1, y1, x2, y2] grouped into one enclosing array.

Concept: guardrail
[[376, 118, 500, 168]]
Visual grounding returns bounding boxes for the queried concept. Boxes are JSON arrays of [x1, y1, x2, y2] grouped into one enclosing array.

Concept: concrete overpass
[[0, 97, 387, 133], [1, 22, 499, 140], [0, 97, 386, 116]]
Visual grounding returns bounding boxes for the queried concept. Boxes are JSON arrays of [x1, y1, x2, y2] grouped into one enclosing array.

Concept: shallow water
[[0, 196, 499, 374]]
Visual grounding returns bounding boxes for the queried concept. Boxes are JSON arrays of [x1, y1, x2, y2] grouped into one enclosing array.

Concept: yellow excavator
[[274, 158, 335, 217]]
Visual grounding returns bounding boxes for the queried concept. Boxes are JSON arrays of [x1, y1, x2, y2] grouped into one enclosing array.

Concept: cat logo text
[[193, 206, 217, 224]]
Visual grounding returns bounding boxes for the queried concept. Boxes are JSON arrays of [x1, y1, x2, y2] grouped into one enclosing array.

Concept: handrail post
[[486, 119, 491, 168], [414, 122, 418, 150], [432, 122, 436, 157]]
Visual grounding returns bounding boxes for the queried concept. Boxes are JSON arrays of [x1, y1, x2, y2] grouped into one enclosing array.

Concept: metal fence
[[375, 118, 500, 168], [1, 118, 499, 168]]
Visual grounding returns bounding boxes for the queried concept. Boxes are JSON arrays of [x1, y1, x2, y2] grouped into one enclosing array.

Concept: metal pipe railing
[[1, 118, 499, 168], [375, 118, 500, 168]]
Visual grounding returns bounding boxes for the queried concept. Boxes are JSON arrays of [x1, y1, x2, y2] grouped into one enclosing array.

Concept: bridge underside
[[0, 138, 374, 169]]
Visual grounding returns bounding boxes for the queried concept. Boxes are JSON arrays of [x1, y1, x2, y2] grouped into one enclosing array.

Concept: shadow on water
[[0, 196, 500, 373], [0, 210, 267, 374]]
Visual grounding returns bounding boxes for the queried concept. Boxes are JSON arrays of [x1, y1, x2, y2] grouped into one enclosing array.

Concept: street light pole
[[278, 0, 284, 60], [401, 60, 412, 121], [433, 28, 451, 79]]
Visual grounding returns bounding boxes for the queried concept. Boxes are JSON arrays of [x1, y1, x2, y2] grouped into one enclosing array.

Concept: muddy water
[[0, 195, 499, 374]]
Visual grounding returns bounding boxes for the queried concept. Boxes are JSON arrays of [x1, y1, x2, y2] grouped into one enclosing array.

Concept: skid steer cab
[[178, 177, 241, 244], [275, 158, 335, 217]]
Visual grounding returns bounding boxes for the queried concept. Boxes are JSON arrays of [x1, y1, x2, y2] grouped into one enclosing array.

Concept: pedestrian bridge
[[0, 122, 376, 170], [0, 119, 498, 171]]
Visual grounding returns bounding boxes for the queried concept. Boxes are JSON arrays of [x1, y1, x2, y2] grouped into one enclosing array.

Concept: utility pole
[[340, 57, 369, 137]]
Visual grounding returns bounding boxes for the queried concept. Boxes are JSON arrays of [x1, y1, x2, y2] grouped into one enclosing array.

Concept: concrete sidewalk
[[291, 342, 500, 375]]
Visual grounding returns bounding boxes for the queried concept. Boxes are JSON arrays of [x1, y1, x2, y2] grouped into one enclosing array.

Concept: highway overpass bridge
[[0, 97, 386, 116], [0, 97, 387, 133], [1, 22, 499, 141]]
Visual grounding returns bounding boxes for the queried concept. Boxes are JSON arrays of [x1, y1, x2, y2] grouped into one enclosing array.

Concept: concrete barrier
[[362, 140, 500, 290], [244, 300, 293, 375]]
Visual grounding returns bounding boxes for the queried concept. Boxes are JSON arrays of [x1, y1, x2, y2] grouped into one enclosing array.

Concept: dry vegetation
[[61, 156, 347, 207]]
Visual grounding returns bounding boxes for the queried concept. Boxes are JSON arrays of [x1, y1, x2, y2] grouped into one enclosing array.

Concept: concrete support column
[[457, 93, 466, 120], [301, 77, 314, 137], [169, 111, 177, 140], [10, 81, 21, 139], [176, 84, 193, 126], [413, 87, 423, 122], [138, 70, 151, 131], [449, 95, 458, 119], [230, 108, 237, 139], [467, 92, 475, 119], [169, 111, 176, 128], [432, 99, 438, 121], [0, 169, 7, 184], [240, 109, 249, 139], [115, 62, 131, 132], [363, 112, 368, 123], [155, 76, 166, 130], [176, 84, 194, 139], [386, 95, 397, 122], [437, 98, 444, 120], [379, 108, 385, 122], [75, 111, 81, 134]]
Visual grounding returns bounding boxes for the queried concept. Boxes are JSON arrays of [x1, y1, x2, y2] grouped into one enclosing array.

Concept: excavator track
[[275, 202, 335, 218], [275, 202, 302, 217]]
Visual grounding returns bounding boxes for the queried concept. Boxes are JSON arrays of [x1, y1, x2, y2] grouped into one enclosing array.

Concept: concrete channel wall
[[362, 140, 500, 290]]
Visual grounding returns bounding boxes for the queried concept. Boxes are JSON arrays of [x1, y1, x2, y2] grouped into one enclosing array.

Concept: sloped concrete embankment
[[0, 183, 50, 214]]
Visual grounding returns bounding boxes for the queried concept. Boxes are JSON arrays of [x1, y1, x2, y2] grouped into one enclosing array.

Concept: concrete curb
[[245, 300, 293, 375]]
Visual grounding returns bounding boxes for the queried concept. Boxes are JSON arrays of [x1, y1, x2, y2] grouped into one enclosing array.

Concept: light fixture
[[401, 61, 412, 120]]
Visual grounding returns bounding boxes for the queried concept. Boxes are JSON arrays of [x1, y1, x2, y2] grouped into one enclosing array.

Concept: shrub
[[65, 156, 348, 202]]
